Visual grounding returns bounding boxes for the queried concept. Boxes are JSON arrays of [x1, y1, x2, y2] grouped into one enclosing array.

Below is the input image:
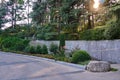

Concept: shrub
[[25, 45, 48, 54], [14, 40, 29, 51], [1, 37, 14, 49], [24, 46, 31, 53], [49, 43, 59, 54], [29, 46, 36, 53], [104, 21, 120, 39], [92, 28, 106, 40], [71, 50, 91, 63], [36, 45, 42, 54], [24, 45, 36, 53], [80, 29, 93, 40], [42, 45, 48, 54], [80, 28, 106, 40], [1, 37, 29, 51]]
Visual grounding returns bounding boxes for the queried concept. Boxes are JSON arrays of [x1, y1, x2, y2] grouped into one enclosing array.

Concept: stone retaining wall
[[30, 40, 120, 63]]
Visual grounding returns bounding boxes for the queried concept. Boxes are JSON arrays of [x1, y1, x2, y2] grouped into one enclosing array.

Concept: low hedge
[[25, 45, 48, 54]]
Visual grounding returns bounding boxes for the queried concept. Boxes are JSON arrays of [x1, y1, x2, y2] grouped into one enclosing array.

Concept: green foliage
[[1, 37, 29, 51], [59, 33, 65, 50], [42, 45, 48, 54], [49, 43, 59, 54], [0, 37, 3, 49], [31, 1, 47, 24], [92, 28, 106, 40], [25, 44, 48, 54], [80, 29, 93, 40], [24, 45, 37, 54], [24, 45, 31, 53], [109, 2, 120, 22], [28, 46, 36, 54], [104, 21, 120, 39], [0, 25, 37, 39], [71, 50, 91, 63], [80, 28, 106, 40], [36, 24, 58, 40], [32, 0, 84, 37], [14, 40, 29, 51], [0, 2, 8, 28], [110, 68, 118, 72], [25, 45, 42, 54], [104, 0, 120, 29], [36, 45, 42, 54], [17, 0, 24, 4]]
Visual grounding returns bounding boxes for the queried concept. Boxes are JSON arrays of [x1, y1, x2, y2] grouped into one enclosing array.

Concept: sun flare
[[93, 0, 100, 9]]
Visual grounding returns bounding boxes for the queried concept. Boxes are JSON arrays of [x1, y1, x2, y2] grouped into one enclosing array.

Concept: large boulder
[[87, 61, 111, 72]]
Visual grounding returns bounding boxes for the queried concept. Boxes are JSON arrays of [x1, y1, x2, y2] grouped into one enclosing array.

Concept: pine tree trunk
[[117, 9, 120, 22], [12, 4, 14, 28], [87, 15, 92, 29]]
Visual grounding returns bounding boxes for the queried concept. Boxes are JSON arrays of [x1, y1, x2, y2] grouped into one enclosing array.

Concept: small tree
[[29, 46, 36, 53], [0, 2, 7, 28], [59, 33, 65, 51], [42, 45, 48, 54], [36, 45, 42, 54], [49, 43, 59, 54]]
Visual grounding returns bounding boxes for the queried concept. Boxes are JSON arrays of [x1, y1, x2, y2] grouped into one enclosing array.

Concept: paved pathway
[[0, 51, 120, 80]]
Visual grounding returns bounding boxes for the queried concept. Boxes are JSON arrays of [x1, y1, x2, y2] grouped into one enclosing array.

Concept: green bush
[[36, 45, 42, 54], [24, 45, 36, 53], [80, 29, 93, 40], [1, 37, 29, 51], [24, 46, 31, 53], [80, 21, 120, 40], [80, 28, 106, 40], [49, 43, 59, 54], [14, 40, 29, 51], [29, 46, 36, 53], [25, 45, 48, 54], [104, 21, 120, 39], [92, 28, 106, 40], [71, 50, 91, 63], [42, 45, 48, 54]]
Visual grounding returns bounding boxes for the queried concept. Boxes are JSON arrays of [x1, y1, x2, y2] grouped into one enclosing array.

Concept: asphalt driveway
[[0, 51, 120, 80]]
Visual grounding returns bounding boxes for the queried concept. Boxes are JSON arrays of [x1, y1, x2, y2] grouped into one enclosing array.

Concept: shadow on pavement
[[11, 70, 84, 80], [0, 61, 40, 66]]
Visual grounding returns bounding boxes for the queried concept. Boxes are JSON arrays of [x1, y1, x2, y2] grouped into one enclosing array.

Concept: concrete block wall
[[30, 40, 120, 63]]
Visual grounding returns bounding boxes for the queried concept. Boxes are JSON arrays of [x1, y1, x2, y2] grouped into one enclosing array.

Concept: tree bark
[[87, 15, 92, 29]]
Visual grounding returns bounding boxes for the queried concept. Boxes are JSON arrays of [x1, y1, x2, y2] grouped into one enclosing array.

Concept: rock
[[87, 61, 111, 72]]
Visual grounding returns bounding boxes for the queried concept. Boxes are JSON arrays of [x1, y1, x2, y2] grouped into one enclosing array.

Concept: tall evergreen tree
[[0, 1, 8, 28], [6, 0, 24, 28], [31, 0, 48, 25]]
